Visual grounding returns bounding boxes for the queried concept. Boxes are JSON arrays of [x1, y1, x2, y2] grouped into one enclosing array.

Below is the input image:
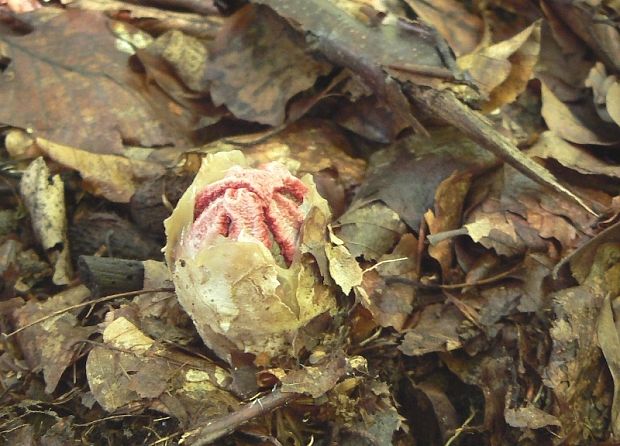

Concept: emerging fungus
[[165, 151, 335, 364], [187, 162, 308, 265]]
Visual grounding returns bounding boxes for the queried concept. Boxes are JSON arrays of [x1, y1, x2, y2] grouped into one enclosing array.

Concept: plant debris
[[1, 1, 620, 445]]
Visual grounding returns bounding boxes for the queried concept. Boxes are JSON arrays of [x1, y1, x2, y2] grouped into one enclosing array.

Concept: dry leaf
[[325, 242, 363, 295], [35, 137, 165, 203], [0, 10, 195, 154], [356, 234, 417, 331], [11, 286, 94, 393], [458, 21, 541, 111], [541, 82, 620, 145], [336, 202, 407, 261], [598, 294, 620, 437], [544, 243, 620, 443], [528, 131, 620, 179], [205, 4, 331, 126], [425, 171, 472, 278], [399, 303, 463, 356], [404, 0, 482, 57], [465, 165, 594, 257], [86, 317, 235, 417]]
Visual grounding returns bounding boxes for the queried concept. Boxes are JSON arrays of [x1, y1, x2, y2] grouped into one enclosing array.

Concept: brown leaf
[[442, 348, 517, 446], [528, 131, 620, 179], [597, 294, 620, 437], [504, 405, 561, 429], [280, 352, 347, 397], [356, 234, 418, 331], [0, 10, 195, 154], [543, 1, 620, 73], [205, 4, 331, 126], [425, 171, 472, 278], [86, 317, 234, 414], [458, 21, 541, 111], [543, 243, 620, 443], [465, 165, 594, 257], [541, 82, 620, 146], [11, 286, 95, 393], [403, 0, 483, 57], [335, 94, 411, 143], [352, 128, 494, 231], [336, 202, 407, 261], [146, 29, 209, 93], [399, 303, 463, 356]]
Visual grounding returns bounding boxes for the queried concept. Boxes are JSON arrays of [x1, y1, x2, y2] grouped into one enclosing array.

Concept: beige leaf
[[35, 137, 165, 203], [325, 243, 363, 295]]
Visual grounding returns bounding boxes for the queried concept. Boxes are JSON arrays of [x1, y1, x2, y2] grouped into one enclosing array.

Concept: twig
[[407, 85, 597, 216], [183, 389, 300, 446], [385, 261, 522, 290], [3, 287, 174, 338]]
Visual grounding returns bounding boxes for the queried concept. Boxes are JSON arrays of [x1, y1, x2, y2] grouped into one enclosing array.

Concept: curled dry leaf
[[164, 150, 336, 364], [464, 165, 594, 258], [528, 131, 620, 179], [35, 137, 165, 203], [541, 82, 620, 146], [458, 21, 540, 111]]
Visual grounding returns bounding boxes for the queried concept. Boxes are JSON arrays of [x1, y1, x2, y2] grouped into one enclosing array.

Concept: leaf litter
[[1, 1, 620, 446]]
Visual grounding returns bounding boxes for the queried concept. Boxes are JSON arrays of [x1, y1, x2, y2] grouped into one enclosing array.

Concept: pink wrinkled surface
[[188, 163, 308, 264]]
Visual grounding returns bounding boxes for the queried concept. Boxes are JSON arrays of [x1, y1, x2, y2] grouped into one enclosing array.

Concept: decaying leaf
[[404, 0, 483, 57], [528, 131, 620, 179], [205, 4, 331, 126], [541, 82, 620, 146], [465, 165, 594, 257], [11, 286, 94, 393], [0, 9, 195, 154], [598, 294, 620, 437], [544, 243, 620, 443], [19, 157, 71, 285], [280, 351, 348, 398], [336, 202, 408, 261], [356, 234, 417, 331], [325, 241, 363, 295], [425, 171, 472, 278], [86, 316, 236, 422], [399, 303, 463, 356], [145, 29, 209, 92], [352, 128, 495, 231]]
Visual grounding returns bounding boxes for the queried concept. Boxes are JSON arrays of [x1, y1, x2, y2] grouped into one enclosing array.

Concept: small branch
[[184, 389, 300, 446], [408, 86, 597, 217], [78, 256, 145, 297]]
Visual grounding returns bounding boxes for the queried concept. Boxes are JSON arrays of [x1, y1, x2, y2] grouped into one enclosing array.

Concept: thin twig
[[3, 287, 174, 338], [385, 261, 522, 290], [184, 389, 300, 446]]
